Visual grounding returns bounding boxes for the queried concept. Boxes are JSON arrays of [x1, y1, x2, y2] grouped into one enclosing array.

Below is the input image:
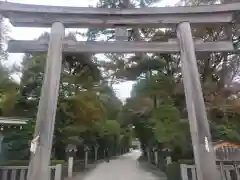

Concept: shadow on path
[[137, 157, 167, 180]]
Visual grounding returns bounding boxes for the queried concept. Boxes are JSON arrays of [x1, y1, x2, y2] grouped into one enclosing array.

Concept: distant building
[[213, 141, 240, 161]]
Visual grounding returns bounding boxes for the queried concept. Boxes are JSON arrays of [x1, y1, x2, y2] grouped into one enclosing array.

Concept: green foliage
[[2, 0, 240, 166], [96, 120, 121, 137], [211, 121, 240, 143], [151, 105, 189, 148], [2, 120, 35, 160], [0, 31, 131, 161]]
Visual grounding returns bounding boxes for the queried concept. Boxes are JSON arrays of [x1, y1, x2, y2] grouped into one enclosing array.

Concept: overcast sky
[[6, 0, 179, 101]]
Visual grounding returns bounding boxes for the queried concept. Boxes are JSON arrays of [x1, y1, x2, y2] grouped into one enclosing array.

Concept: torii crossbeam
[[0, 1, 239, 27]]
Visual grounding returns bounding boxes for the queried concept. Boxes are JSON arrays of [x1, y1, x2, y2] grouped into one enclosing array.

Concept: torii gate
[[0, 2, 239, 180]]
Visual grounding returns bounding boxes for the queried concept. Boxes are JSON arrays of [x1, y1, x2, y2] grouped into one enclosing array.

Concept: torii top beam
[[0, 1, 239, 28]]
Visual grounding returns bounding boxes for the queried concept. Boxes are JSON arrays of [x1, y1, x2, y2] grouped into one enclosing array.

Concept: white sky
[[6, 0, 179, 101]]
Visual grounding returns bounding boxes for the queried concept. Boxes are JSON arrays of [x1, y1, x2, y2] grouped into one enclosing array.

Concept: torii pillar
[[177, 22, 220, 180], [27, 22, 65, 180]]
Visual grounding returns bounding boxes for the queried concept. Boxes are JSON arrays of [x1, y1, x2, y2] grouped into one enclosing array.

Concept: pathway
[[71, 150, 167, 180]]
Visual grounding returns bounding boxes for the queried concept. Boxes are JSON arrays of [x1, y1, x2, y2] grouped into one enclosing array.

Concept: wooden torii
[[0, 2, 239, 180]]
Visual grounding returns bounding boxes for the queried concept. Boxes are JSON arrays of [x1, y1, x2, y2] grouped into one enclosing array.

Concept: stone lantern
[[152, 147, 159, 167], [94, 143, 99, 161], [162, 148, 172, 165], [84, 145, 90, 169], [65, 144, 77, 178]]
